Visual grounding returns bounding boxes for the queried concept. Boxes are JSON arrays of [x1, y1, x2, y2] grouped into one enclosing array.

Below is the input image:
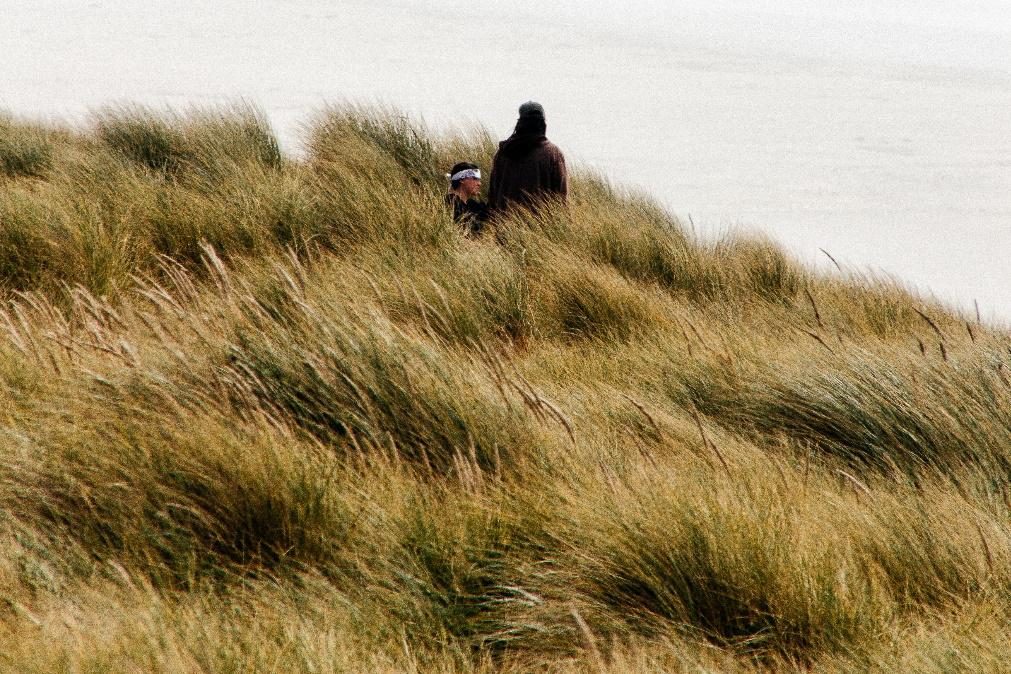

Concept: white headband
[[449, 168, 481, 182]]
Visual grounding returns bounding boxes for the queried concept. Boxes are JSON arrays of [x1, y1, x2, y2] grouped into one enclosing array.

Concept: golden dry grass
[[0, 103, 1008, 672]]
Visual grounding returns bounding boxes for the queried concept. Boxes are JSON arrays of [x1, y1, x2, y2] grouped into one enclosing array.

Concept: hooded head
[[518, 101, 545, 118], [498, 101, 548, 159], [515, 101, 546, 136]]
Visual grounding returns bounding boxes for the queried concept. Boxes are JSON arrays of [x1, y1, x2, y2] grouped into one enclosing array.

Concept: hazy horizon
[[3, 1, 1009, 320]]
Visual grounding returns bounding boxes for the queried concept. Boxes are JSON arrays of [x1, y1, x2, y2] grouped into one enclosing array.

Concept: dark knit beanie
[[518, 101, 545, 119]]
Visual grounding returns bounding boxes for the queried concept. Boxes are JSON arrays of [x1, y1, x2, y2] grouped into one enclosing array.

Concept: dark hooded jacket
[[487, 115, 567, 214]]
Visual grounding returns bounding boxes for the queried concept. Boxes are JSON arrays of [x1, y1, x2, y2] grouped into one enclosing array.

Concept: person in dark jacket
[[487, 101, 568, 215], [445, 161, 488, 236]]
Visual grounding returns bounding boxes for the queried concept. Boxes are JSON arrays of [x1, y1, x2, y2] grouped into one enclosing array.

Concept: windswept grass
[[0, 115, 55, 179], [95, 103, 281, 176], [0, 102, 1007, 672]]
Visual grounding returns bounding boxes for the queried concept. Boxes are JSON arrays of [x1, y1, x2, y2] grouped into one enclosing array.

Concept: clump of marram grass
[[306, 103, 442, 189], [95, 106, 183, 172], [524, 446, 877, 661], [0, 115, 54, 179], [363, 242, 531, 345], [0, 103, 1011, 671], [0, 188, 62, 288], [2, 404, 348, 583], [714, 232, 804, 302], [665, 340, 1011, 474], [527, 252, 674, 341], [218, 287, 546, 471], [94, 103, 281, 177]]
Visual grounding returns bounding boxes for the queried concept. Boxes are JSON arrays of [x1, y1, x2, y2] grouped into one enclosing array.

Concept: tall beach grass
[[0, 103, 1007, 672]]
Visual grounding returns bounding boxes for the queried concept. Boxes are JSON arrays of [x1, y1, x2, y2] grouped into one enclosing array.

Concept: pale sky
[[2, 2, 1009, 319]]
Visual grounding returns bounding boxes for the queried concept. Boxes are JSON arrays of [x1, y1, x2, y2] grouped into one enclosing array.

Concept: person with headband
[[445, 161, 488, 236], [487, 101, 567, 215]]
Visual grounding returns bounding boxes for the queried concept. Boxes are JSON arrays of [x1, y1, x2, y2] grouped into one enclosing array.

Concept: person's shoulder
[[539, 140, 565, 161]]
